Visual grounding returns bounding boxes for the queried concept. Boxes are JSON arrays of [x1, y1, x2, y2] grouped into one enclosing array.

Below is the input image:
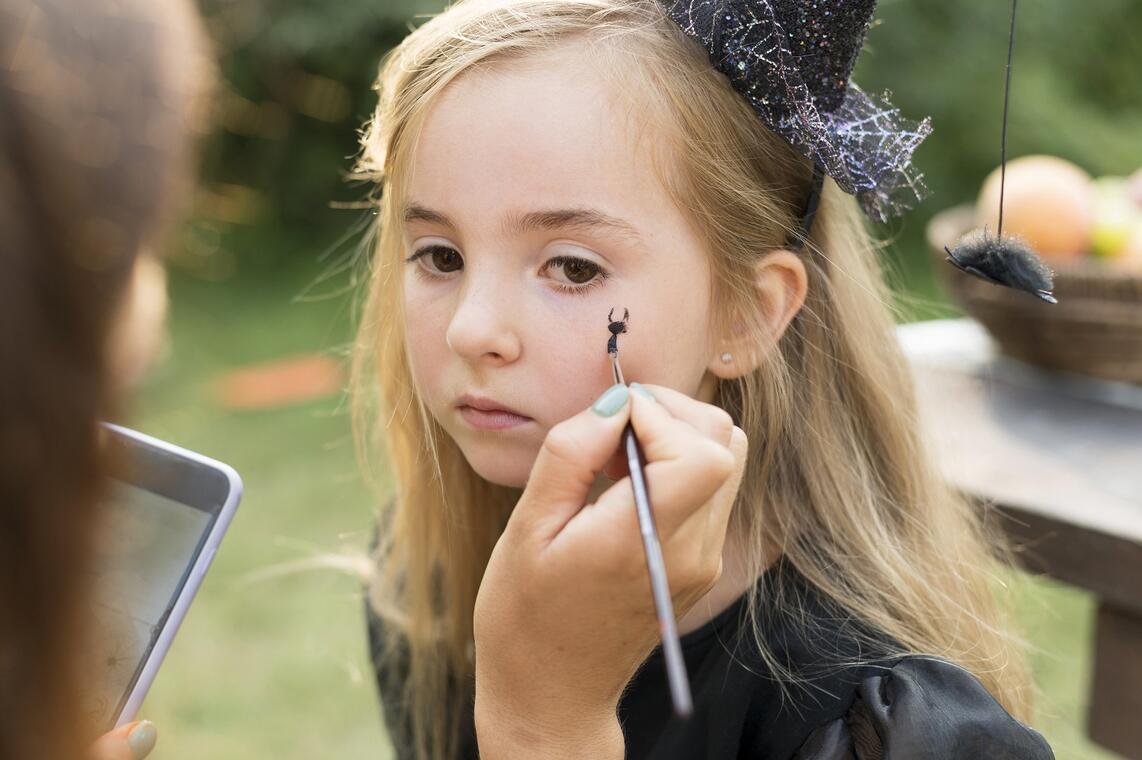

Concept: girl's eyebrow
[[402, 202, 646, 248]]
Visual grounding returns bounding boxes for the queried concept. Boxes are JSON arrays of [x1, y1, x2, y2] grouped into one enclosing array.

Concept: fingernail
[[630, 382, 656, 401], [592, 383, 630, 417], [127, 720, 157, 759]]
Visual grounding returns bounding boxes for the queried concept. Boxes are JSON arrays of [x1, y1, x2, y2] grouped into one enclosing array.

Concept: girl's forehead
[[409, 51, 666, 221]]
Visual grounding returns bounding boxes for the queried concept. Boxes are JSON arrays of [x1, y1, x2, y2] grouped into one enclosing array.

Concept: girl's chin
[[466, 452, 616, 495], [472, 466, 529, 489], [462, 449, 533, 489]]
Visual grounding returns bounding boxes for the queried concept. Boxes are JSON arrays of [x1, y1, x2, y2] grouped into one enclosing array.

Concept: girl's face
[[402, 46, 719, 488]]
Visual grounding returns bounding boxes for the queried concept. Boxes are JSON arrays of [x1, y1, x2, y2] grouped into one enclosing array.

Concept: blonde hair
[[351, 2, 1038, 758]]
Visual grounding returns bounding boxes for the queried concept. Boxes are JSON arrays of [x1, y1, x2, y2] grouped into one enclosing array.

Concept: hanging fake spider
[[943, 0, 1058, 306], [945, 231, 1057, 304]]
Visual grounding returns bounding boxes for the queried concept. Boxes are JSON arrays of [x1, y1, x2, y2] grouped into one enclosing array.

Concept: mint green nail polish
[[592, 383, 630, 417], [128, 721, 157, 759], [630, 382, 655, 401]]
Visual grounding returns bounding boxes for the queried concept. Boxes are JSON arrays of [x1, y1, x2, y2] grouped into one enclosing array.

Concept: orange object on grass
[[215, 354, 342, 410]]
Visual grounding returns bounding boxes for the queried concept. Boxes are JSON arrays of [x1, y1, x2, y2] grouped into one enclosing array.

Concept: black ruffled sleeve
[[793, 655, 1055, 759], [365, 598, 419, 760], [364, 509, 480, 760]]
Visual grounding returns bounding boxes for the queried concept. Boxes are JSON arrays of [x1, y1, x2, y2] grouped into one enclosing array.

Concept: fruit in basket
[[1091, 176, 1142, 259], [976, 155, 1093, 261], [1091, 177, 1137, 258], [1108, 222, 1142, 272]]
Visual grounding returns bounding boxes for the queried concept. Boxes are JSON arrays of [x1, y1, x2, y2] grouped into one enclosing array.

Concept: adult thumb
[[518, 383, 632, 542], [89, 720, 157, 760]]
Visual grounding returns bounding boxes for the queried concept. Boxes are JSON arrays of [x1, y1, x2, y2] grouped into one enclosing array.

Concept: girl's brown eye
[[431, 248, 462, 273], [563, 258, 596, 284]]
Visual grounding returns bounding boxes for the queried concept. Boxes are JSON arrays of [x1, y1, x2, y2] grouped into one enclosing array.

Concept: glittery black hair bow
[[659, 0, 932, 223]]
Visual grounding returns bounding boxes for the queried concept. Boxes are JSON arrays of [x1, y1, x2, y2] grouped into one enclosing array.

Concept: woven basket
[[927, 204, 1142, 385]]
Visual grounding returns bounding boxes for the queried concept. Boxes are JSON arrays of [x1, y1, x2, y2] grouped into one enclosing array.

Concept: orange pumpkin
[[976, 155, 1094, 262]]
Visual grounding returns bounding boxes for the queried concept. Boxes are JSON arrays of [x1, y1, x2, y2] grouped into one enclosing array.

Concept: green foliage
[[191, 0, 447, 234], [859, 0, 1142, 206]]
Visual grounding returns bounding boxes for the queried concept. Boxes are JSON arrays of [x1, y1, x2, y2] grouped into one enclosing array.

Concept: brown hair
[[0, 0, 209, 756], [352, 2, 1040, 758]]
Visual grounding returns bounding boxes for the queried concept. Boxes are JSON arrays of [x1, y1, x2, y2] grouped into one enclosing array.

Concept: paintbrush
[[607, 308, 693, 719]]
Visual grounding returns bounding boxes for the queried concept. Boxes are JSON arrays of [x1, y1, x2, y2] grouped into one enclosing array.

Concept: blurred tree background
[[137, 1, 1139, 758]]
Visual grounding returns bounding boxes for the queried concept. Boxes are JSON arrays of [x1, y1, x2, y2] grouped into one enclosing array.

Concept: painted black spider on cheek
[[607, 307, 629, 356]]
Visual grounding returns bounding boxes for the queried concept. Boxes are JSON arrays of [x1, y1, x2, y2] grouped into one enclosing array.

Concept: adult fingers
[[666, 424, 749, 570], [591, 390, 734, 542], [629, 383, 735, 449], [518, 383, 632, 542], [601, 383, 733, 482]]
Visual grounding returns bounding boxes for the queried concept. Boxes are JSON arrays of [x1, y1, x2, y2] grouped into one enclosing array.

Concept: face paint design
[[607, 307, 629, 357]]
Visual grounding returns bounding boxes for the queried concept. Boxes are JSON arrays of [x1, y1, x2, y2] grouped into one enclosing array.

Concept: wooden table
[[897, 318, 1142, 759]]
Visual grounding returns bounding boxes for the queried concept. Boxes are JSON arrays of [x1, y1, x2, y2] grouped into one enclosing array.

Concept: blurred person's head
[[0, 0, 210, 755]]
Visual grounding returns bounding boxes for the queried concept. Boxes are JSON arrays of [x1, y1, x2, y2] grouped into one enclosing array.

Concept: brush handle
[[609, 352, 692, 716], [622, 422, 694, 719]]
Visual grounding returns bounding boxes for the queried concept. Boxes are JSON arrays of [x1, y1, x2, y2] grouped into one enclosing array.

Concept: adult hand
[[88, 720, 157, 760], [473, 382, 748, 758]]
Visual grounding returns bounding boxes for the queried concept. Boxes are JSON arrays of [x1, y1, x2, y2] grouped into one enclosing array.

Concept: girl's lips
[[459, 405, 532, 430]]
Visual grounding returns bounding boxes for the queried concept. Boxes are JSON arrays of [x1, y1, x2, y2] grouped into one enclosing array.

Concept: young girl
[[350, 1, 1055, 758]]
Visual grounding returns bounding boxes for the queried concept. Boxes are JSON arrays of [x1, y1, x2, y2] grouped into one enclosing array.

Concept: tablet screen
[[78, 480, 217, 730]]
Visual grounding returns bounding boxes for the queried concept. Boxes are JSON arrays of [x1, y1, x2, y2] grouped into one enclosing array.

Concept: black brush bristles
[[945, 230, 1057, 304]]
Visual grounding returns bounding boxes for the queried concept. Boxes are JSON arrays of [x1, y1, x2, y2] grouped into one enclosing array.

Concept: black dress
[[365, 554, 1055, 759]]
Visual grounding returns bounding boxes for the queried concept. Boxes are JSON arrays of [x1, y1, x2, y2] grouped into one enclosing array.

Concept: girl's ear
[[708, 248, 808, 379]]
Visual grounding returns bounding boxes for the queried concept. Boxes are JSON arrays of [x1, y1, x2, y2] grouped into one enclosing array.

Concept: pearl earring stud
[[720, 352, 733, 363]]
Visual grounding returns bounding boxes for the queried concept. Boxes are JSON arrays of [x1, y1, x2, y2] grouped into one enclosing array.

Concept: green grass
[[1012, 574, 1121, 760], [133, 246, 390, 759], [135, 229, 1116, 759]]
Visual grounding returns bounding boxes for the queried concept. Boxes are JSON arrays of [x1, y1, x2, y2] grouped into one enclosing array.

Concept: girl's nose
[[445, 281, 521, 365]]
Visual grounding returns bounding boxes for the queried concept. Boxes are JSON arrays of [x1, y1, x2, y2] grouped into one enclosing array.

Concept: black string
[[998, 0, 1018, 239]]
